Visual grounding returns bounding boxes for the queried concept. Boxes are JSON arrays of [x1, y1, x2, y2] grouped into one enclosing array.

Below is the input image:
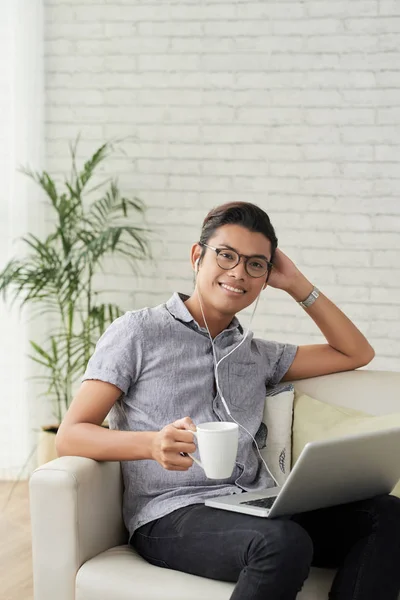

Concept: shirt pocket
[[227, 362, 260, 410]]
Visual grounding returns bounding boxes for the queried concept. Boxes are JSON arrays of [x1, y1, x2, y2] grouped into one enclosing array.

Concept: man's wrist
[[298, 286, 320, 309], [286, 275, 314, 302], [130, 430, 157, 461]]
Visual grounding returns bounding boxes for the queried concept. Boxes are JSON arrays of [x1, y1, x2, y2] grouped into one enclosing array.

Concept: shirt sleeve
[[254, 338, 298, 386], [82, 312, 141, 395]]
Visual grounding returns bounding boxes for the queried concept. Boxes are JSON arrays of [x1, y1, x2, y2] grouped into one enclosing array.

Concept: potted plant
[[0, 139, 151, 465]]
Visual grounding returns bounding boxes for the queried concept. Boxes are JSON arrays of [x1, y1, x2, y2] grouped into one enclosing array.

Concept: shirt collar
[[165, 292, 241, 333]]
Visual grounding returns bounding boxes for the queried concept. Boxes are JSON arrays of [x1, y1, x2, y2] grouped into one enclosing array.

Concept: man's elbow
[[55, 427, 69, 457], [356, 345, 375, 368]]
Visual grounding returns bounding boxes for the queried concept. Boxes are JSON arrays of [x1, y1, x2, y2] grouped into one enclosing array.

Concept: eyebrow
[[218, 243, 270, 262]]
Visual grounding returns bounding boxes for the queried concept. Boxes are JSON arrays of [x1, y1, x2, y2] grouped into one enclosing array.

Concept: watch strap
[[299, 286, 320, 309]]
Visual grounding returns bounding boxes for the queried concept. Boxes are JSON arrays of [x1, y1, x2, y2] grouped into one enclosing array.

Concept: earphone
[[196, 281, 278, 486]]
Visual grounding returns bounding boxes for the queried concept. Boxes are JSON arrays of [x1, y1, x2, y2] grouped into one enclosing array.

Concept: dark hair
[[199, 202, 278, 268]]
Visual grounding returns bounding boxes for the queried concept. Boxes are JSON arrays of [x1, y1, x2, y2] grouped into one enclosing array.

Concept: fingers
[[167, 420, 196, 446], [172, 416, 197, 431], [175, 441, 196, 454], [157, 435, 196, 459], [161, 453, 194, 471], [153, 417, 198, 471]]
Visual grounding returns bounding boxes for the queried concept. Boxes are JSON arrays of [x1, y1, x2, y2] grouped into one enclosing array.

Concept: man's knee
[[367, 494, 400, 537], [370, 493, 400, 515], [250, 519, 313, 578], [276, 520, 313, 572]]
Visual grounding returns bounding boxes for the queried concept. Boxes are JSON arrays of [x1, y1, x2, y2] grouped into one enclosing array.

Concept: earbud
[[194, 258, 200, 272]]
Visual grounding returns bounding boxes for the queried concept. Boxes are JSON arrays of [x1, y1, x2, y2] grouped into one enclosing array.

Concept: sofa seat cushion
[[76, 545, 335, 600]]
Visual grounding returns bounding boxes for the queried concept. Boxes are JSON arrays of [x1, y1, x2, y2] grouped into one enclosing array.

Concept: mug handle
[[184, 431, 204, 470]]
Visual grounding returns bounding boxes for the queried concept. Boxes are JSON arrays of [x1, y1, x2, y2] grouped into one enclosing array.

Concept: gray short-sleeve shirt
[[83, 292, 298, 538]]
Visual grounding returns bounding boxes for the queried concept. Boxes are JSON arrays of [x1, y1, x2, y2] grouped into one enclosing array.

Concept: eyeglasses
[[200, 243, 273, 278]]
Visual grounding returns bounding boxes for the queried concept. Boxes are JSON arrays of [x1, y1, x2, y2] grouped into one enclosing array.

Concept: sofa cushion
[[76, 545, 335, 600], [292, 391, 400, 497], [260, 383, 295, 486]]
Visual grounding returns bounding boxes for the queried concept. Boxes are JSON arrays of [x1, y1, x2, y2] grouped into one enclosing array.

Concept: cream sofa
[[29, 369, 400, 600]]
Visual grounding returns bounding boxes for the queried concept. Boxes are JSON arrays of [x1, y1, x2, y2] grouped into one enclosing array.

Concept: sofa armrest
[[29, 456, 127, 600]]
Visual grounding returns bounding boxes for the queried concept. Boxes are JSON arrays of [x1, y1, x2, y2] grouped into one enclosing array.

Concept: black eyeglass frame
[[199, 242, 274, 279]]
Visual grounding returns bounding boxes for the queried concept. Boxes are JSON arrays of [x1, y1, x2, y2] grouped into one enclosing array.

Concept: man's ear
[[190, 243, 202, 272]]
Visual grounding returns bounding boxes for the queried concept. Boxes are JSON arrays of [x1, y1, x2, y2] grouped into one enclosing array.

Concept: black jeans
[[131, 494, 400, 600]]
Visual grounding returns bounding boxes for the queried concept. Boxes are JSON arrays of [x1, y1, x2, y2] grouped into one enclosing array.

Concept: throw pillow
[[258, 383, 295, 486], [292, 391, 400, 498]]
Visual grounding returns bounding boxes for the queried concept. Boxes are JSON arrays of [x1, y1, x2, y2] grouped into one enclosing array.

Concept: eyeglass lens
[[216, 249, 269, 277]]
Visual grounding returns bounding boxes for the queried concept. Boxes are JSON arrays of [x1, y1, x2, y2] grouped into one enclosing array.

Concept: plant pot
[[37, 425, 59, 466]]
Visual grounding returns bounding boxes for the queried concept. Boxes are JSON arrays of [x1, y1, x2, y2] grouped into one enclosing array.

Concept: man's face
[[195, 224, 272, 317]]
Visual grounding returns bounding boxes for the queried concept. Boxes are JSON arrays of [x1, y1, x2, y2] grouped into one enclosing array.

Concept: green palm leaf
[[19, 168, 59, 209], [1, 137, 151, 421]]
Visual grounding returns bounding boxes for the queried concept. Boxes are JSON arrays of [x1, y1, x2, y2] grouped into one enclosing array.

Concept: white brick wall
[[44, 0, 400, 372]]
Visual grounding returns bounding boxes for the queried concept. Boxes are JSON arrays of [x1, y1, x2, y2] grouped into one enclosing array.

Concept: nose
[[228, 256, 247, 279]]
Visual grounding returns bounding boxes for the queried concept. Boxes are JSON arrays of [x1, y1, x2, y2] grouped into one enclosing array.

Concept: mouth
[[218, 282, 246, 295]]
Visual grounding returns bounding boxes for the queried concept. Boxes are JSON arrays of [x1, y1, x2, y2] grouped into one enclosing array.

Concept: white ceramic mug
[[189, 422, 239, 479]]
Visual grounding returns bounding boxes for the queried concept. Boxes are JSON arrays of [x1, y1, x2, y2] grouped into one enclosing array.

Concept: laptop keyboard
[[240, 496, 278, 509]]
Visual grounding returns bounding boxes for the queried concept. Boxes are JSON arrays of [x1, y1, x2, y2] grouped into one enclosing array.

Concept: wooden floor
[[0, 481, 33, 600]]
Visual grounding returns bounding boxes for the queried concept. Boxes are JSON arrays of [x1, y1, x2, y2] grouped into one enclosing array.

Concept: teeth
[[220, 283, 245, 294]]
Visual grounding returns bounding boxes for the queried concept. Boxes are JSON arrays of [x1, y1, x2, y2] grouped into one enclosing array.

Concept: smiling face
[[193, 224, 272, 317]]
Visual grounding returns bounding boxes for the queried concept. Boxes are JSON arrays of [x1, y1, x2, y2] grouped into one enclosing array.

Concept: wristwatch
[[298, 286, 320, 309]]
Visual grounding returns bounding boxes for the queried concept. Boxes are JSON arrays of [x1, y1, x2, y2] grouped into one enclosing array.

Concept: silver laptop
[[205, 427, 400, 518]]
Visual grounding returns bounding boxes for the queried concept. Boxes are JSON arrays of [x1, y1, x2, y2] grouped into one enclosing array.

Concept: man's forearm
[[56, 423, 156, 462], [287, 273, 374, 361]]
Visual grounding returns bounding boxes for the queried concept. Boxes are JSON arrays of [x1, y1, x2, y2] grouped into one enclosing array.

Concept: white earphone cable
[[197, 280, 278, 486]]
